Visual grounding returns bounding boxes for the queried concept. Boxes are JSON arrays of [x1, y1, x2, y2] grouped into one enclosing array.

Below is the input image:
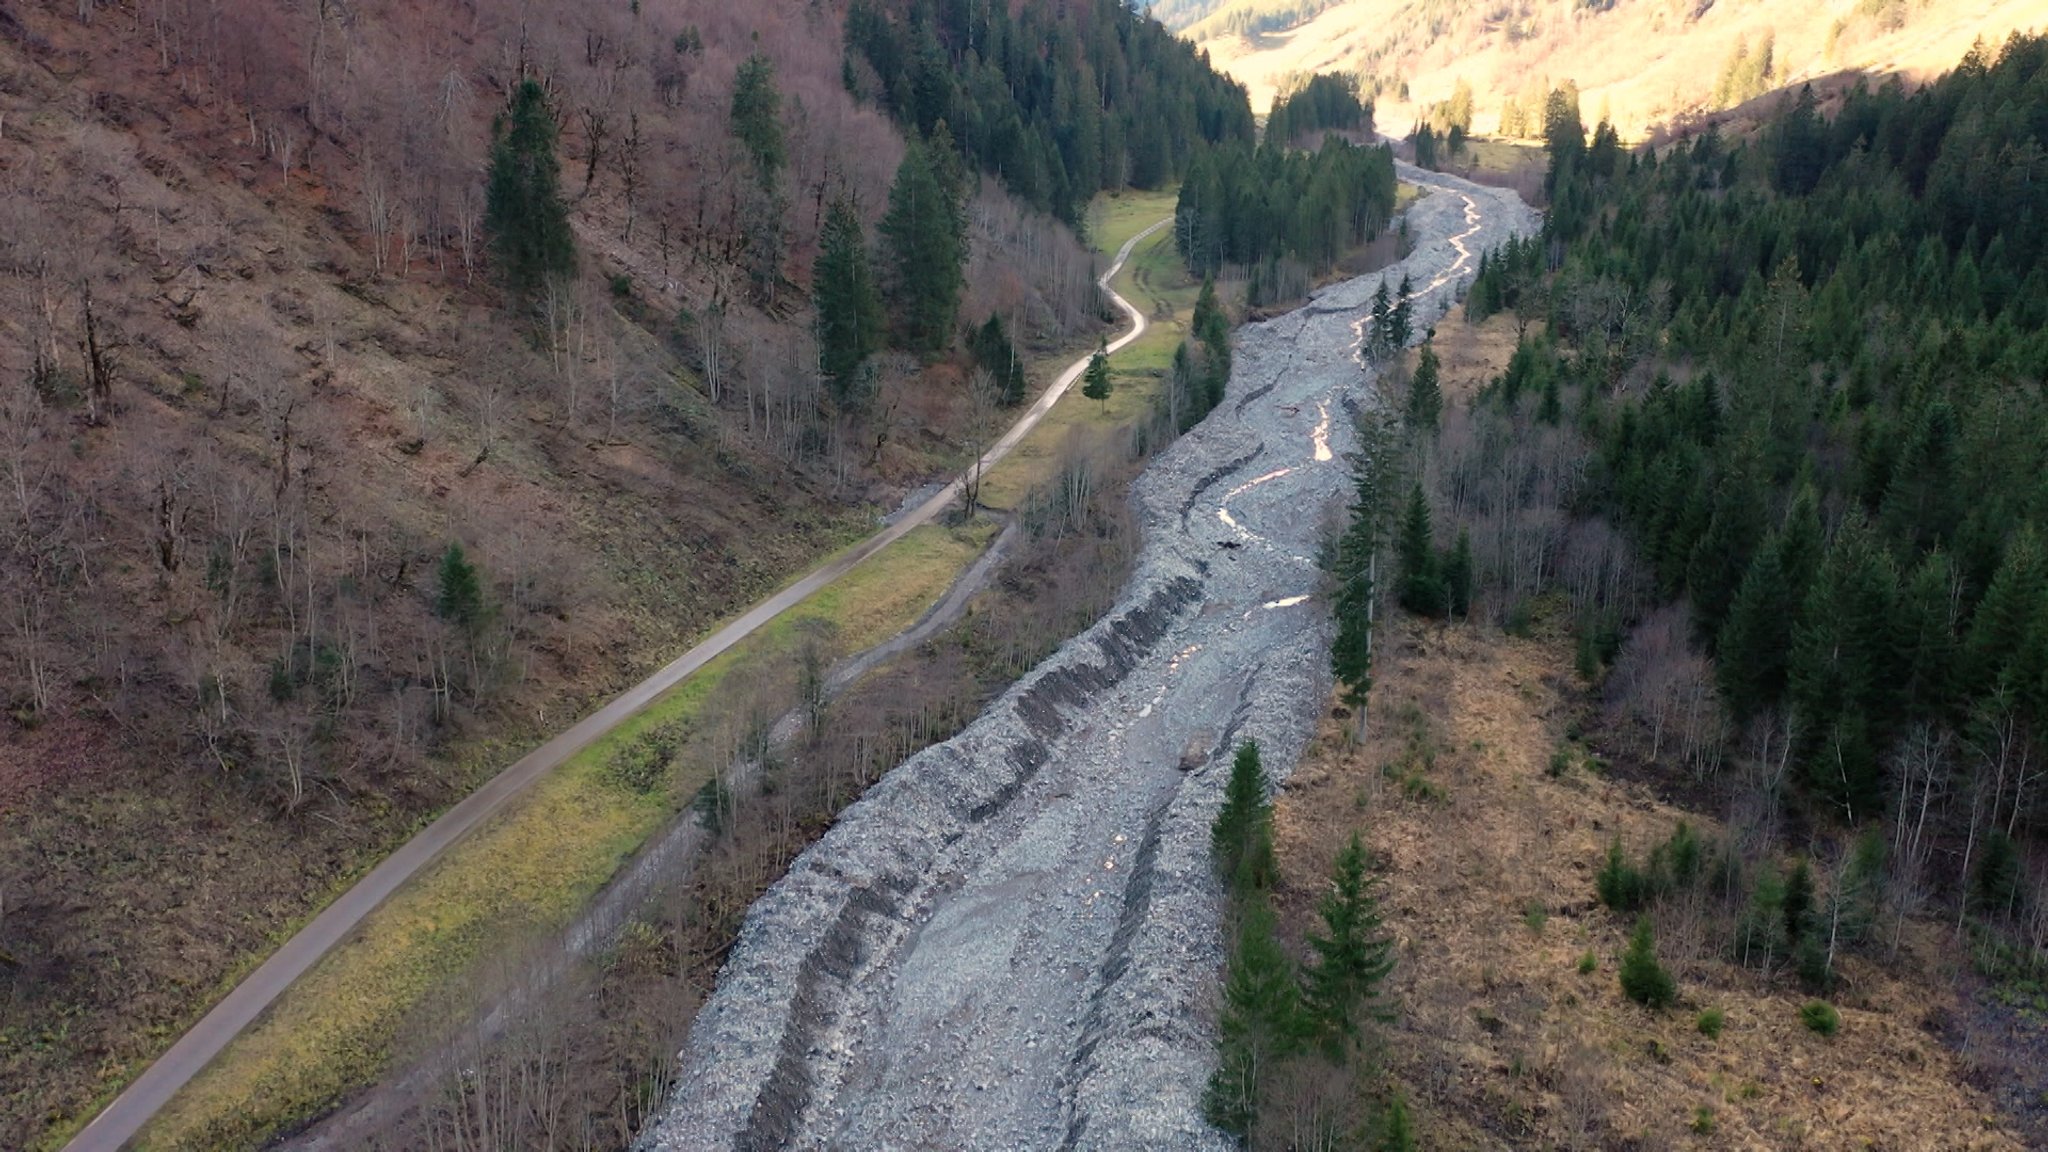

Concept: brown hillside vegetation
[[0, 0, 1103, 1143], [1188, 0, 2042, 140], [1277, 614, 2024, 1148], [1267, 310, 2034, 1148]]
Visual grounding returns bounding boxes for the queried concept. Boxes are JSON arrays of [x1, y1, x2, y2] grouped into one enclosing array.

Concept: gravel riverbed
[[640, 165, 1537, 1152]]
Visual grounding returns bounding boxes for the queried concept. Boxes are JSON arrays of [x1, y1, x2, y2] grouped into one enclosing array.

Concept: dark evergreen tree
[[1783, 858, 1814, 946], [1378, 1091, 1415, 1152], [485, 79, 575, 301], [1686, 464, 1766, 645], [814, 197, 884, 403], [1204, 897, 1304, 1137], [1082, 343, 1113, 406], [1333, 416, 1400, 736], [1213, 741, 1273, 887], [1964, 524, 2043, 698], [1618, 917, 1676, 1008], [880, 131, 967, 353], [436, 543, 485, 632], [1303, 832, 1396, 1047], [729, 52, 787, 193], [1788, 518, 1900, 820], [1406, 341, 1442, 433], [1716, 536, 1795, 721], [969, 315, 1028, 407], [1192, 276, 1232, 412], [1367, 280, 1393, 358], [1396, 484, 1442, 616], [1388, 273, 1414, 350], [1895, 550, 1959, 719]]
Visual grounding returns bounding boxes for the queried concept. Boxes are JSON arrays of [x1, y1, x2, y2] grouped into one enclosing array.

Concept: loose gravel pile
[[640, 166, 1537, 1152]]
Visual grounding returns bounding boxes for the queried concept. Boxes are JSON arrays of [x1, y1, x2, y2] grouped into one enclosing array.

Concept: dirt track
[[642, 166, 1538, 1151]]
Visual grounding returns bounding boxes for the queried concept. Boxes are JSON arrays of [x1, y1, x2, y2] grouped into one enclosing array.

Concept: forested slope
[[1426, 27, 2048, 1043], [1285, 35, 2048, 1145]]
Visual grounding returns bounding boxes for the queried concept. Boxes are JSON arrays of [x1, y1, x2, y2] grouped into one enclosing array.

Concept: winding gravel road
[[643, 165, 1537, 1151]]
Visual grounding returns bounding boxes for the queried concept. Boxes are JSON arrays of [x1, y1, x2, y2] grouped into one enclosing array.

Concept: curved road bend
[[60, 217, 1172, 1152]]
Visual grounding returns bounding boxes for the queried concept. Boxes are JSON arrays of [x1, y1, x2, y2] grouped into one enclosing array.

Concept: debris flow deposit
[[641, 165, 1537, 1151]]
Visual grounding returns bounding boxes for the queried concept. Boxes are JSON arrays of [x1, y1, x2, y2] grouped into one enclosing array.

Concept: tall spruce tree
[[1303, 832, 1396, 1047], [1406, 341, 1442, 433], [814, 197, 884, 403], [729, 51, 790, 296], [729, 52, 787, 193], [1687, 464, 1766, 646], [1368, 280, 1393, 358], [1205, 897, 1303, 1136], [1214, 741, 1273, 887], [1788, 517, 1900, 820], [485, 79, 575, 302], [1963, 524, 2043, 697], [1334, 415, 1400, 738], [881, 129, 968, 353], [1193, 276, 1232, 411], [1717, 535, 1795, 721], [1397, 484, 1442, 616]]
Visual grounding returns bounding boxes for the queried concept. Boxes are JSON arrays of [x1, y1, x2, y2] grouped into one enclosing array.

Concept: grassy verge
[[981, 189, 1190, 510], [141, 521, 993, 1150]]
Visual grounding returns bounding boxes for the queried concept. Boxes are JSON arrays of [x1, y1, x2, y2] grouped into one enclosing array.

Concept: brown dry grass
[[1273, 614, 2022, 1150], [1413, 307, 1524, 406]]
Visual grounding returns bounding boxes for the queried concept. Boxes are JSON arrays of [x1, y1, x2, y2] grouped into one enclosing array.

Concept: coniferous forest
[[1438, 34, 2048, 987], [843, 0, 1255, 224], [1173, 135, 1399, 281]]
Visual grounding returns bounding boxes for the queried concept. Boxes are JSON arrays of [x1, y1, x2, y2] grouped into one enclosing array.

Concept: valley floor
[[644, 166, 1539, 1148]]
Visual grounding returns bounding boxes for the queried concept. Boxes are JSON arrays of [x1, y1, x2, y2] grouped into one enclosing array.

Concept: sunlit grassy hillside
[[1182, 0, 2042, 138]]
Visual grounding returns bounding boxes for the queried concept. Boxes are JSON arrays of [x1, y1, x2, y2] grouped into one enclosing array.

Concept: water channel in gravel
[[641, 165, 1538, 1152]]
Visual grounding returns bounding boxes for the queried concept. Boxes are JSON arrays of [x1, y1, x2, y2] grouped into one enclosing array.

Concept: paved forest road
[[643, 166, 1538, 1152], [60, 222, 1171, 1152]]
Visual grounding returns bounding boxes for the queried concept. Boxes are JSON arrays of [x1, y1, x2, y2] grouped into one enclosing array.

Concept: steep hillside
[[0, 0, 1115, 1142], [1175, 0, 2041, 137]]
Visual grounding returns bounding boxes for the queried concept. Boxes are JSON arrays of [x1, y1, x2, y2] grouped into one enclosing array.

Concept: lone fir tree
[[1082, 343, 1114, 406], [485, 79, 576, 302]]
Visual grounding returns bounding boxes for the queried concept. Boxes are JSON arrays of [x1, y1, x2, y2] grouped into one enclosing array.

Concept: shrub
[[1691, 1106, 1716, 1134], [1577, 950, 1598, 975], [1619, 919, 1676, 1009], [1696, 1007, 1725, 1038], [1547, 746, 1573, 777], [1800, 1000, 1840, 1036], [1597, 838, 1651, 911], [1523, 902, 1548, 935]]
